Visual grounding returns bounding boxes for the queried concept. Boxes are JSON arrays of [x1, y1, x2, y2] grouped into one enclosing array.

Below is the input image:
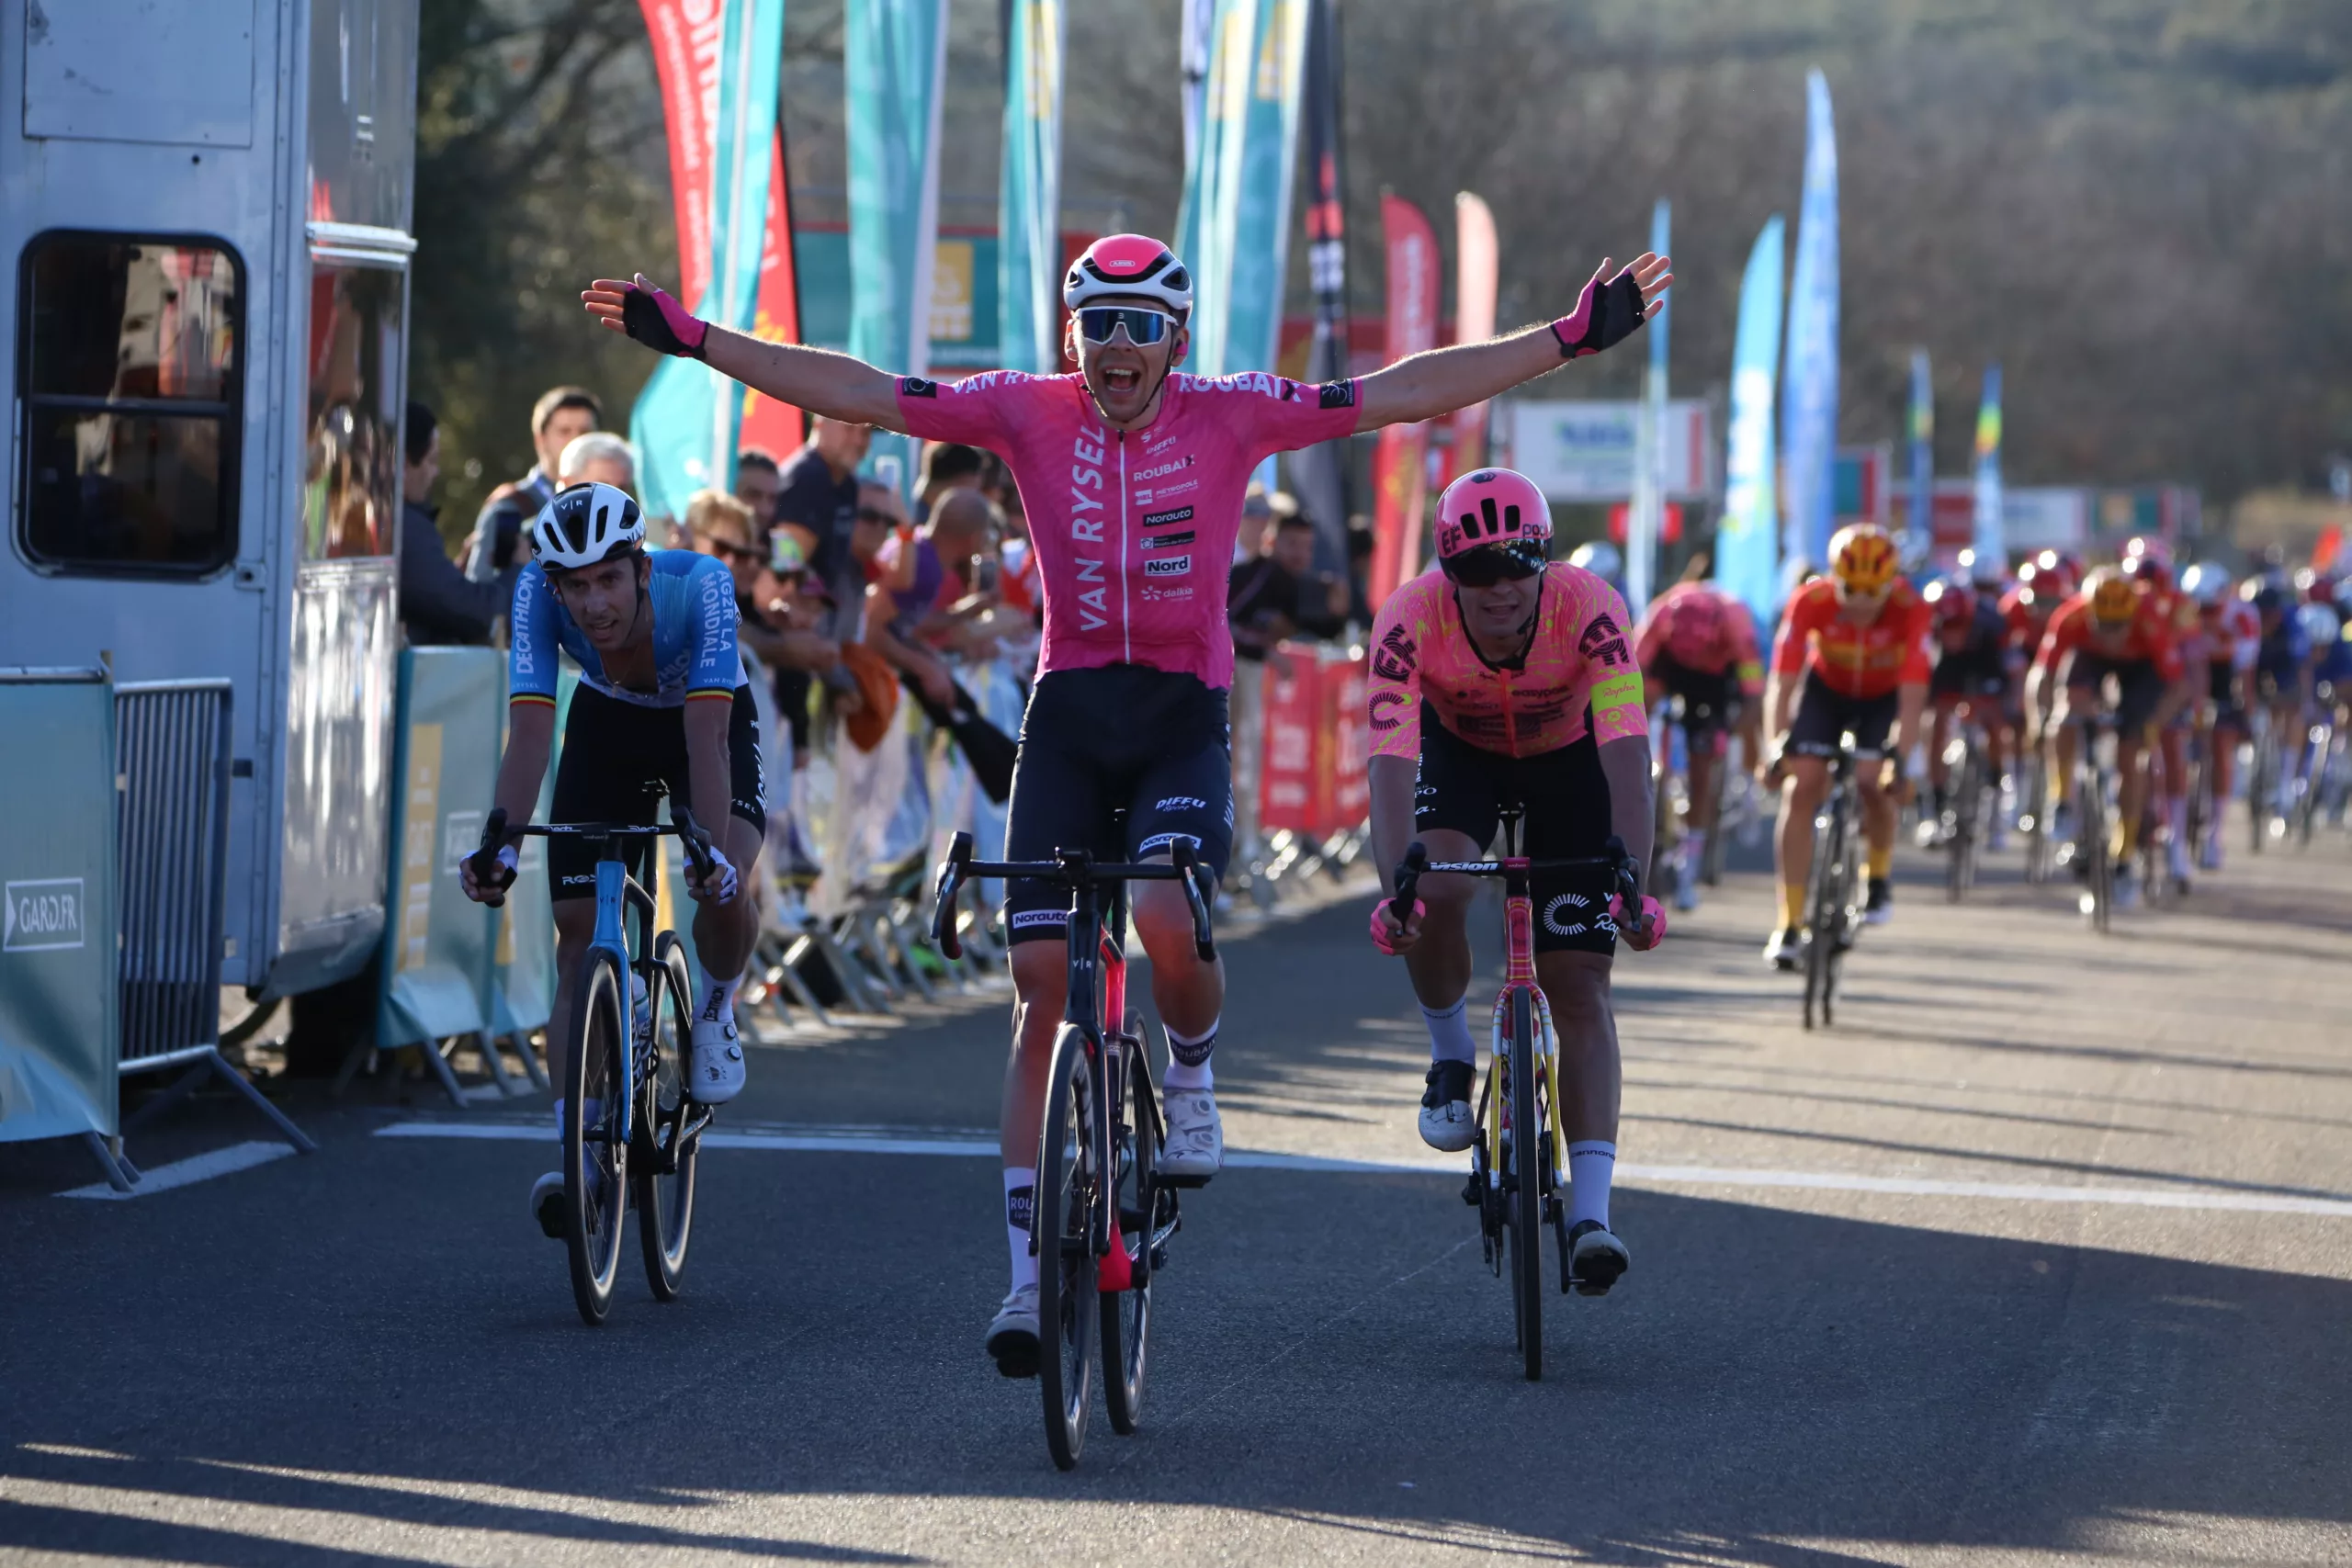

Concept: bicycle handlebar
[[928, 831, 1217, 963], [471, 806, 719, 909], [1389, 835, 1650, 938]]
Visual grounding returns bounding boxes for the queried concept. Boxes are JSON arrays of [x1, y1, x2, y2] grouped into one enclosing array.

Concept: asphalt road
[[6, 830, 2352, 1567]]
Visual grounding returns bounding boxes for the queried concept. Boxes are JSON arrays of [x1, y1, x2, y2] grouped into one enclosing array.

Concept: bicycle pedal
[[1148, 1246, 1170, 1271], [1460, 1177, 1482, 1207]]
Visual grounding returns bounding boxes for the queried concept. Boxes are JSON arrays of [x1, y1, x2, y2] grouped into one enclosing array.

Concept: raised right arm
[[582, 275, 907, 431]]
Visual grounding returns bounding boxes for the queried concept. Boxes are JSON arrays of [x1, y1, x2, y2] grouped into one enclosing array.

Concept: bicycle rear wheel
[[1506, 988, 1544, 1382], [563, 953, 629, 1325], [1035, 1022, 1101, 1470], [2248, 731, 2276, 854], [635, 935, 699, 1301], [2078, 759, 2112, 931], [1101, 1014, 1162, 1436]]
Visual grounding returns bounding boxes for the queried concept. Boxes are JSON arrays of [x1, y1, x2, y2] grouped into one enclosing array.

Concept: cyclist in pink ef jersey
[[1365, 468, 1667, 1297], [583, 238, 1671, 1373]]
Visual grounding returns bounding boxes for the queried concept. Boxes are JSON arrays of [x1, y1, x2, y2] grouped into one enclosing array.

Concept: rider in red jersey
[[583, 236, 1672, 1371], [2122, 536, 2201, 887], [2181, 561, 2257, 870]]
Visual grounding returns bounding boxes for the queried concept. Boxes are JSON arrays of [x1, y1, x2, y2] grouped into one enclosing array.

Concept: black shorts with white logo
[[1412, 705, 1619, 957], [2066, 655, 2168, 735], [1001, 665, 1233, 945], [548, 683, 766, 900]]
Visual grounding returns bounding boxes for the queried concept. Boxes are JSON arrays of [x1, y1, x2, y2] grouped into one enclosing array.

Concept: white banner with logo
[[1498, 400, 1714, 503]]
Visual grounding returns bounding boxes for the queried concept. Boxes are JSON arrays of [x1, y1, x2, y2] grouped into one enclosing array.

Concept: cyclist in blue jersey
[[459, 482, 767, 1238]]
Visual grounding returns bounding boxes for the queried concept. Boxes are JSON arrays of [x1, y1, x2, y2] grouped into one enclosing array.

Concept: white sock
[[1567, 1140, 1616, 1230], [1163, 1019, 1216, 1091], [1420, 997, 1476, 1066], [695, 963, 740, 1026], [1004, 1167, 1038, 1291]]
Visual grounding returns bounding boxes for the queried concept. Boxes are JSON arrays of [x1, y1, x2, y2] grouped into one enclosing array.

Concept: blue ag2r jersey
[[507, 549, 743, 709]]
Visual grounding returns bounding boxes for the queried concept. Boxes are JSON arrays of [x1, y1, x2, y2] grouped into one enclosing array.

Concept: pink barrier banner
[[1260, 642, 1369, 838]]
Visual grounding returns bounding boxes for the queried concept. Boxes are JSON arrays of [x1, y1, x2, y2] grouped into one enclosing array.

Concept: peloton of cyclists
[[1918, 563, 2019, 852], [2180, 560, 2258, 871]]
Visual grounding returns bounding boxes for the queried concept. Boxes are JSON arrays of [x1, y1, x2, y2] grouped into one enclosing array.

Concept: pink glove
[[1550, 262, 1649, 359], [1369, 897, 1424, 956], [619, 275, 710, 359], [1610, 893, 1668, 951]]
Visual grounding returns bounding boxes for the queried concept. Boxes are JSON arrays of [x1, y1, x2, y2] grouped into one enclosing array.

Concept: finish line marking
[[58, 1141, 296, 1201], [374, 1119, 2352, 1218]]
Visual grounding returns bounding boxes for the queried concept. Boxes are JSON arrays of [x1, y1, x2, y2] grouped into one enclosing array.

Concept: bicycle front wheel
[[635, 934, 698, 1301], [1101, 1012, 1162, 1436], [1802, 786, 1847, 1030], [563, 952, 629, 1325], [1035, 1022, 1101, 1470], [1507, 988, 1544, 1382]]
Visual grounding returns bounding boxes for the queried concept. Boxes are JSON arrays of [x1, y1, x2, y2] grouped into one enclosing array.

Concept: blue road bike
[[474, 805, 721, 1325]]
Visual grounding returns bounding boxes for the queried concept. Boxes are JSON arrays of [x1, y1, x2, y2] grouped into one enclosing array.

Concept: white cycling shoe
[[1158, 1088, 1224, 1184], [1567, 1220, 1631, 1296], [1418, 1061, 1477, 1153], [689, 1015, 746, 1104], [986, 1282, 1041, 1378]]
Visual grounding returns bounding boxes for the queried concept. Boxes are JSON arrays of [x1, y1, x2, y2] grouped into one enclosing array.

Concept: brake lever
[[1170, 840, 1216, 963], [1392, 840, 1429, 919], [1601, 835, 1648, 936], [930, 831, 974, 960], [671, 803, 718, 883]]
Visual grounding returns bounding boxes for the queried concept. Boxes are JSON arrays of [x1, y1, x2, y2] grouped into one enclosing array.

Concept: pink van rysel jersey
[[895, 369, 1360, 690]]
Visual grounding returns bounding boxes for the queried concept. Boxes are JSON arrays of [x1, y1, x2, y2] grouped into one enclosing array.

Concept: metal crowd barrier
[[113, 681, 313, 1166]]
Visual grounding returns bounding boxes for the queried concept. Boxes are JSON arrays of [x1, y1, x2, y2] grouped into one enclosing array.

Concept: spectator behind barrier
[[915, 440, 989, 524], [399, 400, 516, 646], [735, 448, 783, 535], [1227, 494, 1350, 869], [688, 489, 841, 684], [774, 415, 870, 575], [557, 432, 636, 496], [464, 385, 602, 579]]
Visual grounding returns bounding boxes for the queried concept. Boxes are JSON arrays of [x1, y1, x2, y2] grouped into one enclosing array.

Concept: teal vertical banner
[[847, 0, 949, 499], [1222, 0, 1307, 375], [490, 669, 575, 1037], [633, 0, 790, 523], [1781, 68, 1840, 579], [1175, 0, 1253, 376], [998, 0, 1065, 375], [1972, 364, 2004, 565], [376, 649, 504, 1048], [1716, 213, 1786, 626], [0, 672, 119, 1145], [1907, 348, 1934, 562]]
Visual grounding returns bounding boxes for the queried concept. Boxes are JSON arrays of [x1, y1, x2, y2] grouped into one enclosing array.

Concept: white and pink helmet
[[1062, 234, 1194, 319], [1433, 468, 1553, 563]]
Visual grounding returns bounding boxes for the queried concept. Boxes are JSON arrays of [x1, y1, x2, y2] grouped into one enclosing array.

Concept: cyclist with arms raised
[[1364, 468, 1668, 1295], [1759, 525, 1931, 968], [581, 237, 1669, 1372], [459, 483, 766, 1235], [1634, 573, 1763, 909]]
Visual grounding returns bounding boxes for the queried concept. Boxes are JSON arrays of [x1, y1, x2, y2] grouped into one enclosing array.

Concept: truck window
[[17, 233, 243, 576], [300, 262, 403, 560]]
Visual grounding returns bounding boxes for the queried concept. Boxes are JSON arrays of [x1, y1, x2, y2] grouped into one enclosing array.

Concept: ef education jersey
[[1367, 563, 1648, 760], [893, 369, 1359, 690], [508, 549, 743, 709]]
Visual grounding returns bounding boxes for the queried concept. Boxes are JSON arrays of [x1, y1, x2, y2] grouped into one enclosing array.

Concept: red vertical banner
[[639, 0, 722, 311], [1368, 194, 1440, 606], [738, 138, 807, 455], [1258, 650, 1323, 833], [1447, 191, 1499, 483]]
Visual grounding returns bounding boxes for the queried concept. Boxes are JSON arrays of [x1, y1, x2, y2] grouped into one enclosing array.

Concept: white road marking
[[57, 1141, 296, 1201], [372, 1118, 2352, 1217]]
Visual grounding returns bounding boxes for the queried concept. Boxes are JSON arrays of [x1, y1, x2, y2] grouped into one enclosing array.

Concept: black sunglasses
[[1441, 543, 1547, 588]]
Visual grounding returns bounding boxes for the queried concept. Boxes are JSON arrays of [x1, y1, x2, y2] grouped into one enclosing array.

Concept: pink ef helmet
[[1433, 468, 1553, 563], [1062, 234, 1193, 320]]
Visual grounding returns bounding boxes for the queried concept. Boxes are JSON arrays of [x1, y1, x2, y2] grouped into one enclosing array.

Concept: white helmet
[[1568, 541, 1623, 581], [1062, 234, 1193, 319], [2296, 601, 2343, 649], [2180, 561, 2232, 607], [531, 482, 645, 570]]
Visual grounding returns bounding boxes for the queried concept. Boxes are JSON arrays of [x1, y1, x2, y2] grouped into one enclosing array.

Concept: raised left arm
[[1353, 254, 1671, 432]]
